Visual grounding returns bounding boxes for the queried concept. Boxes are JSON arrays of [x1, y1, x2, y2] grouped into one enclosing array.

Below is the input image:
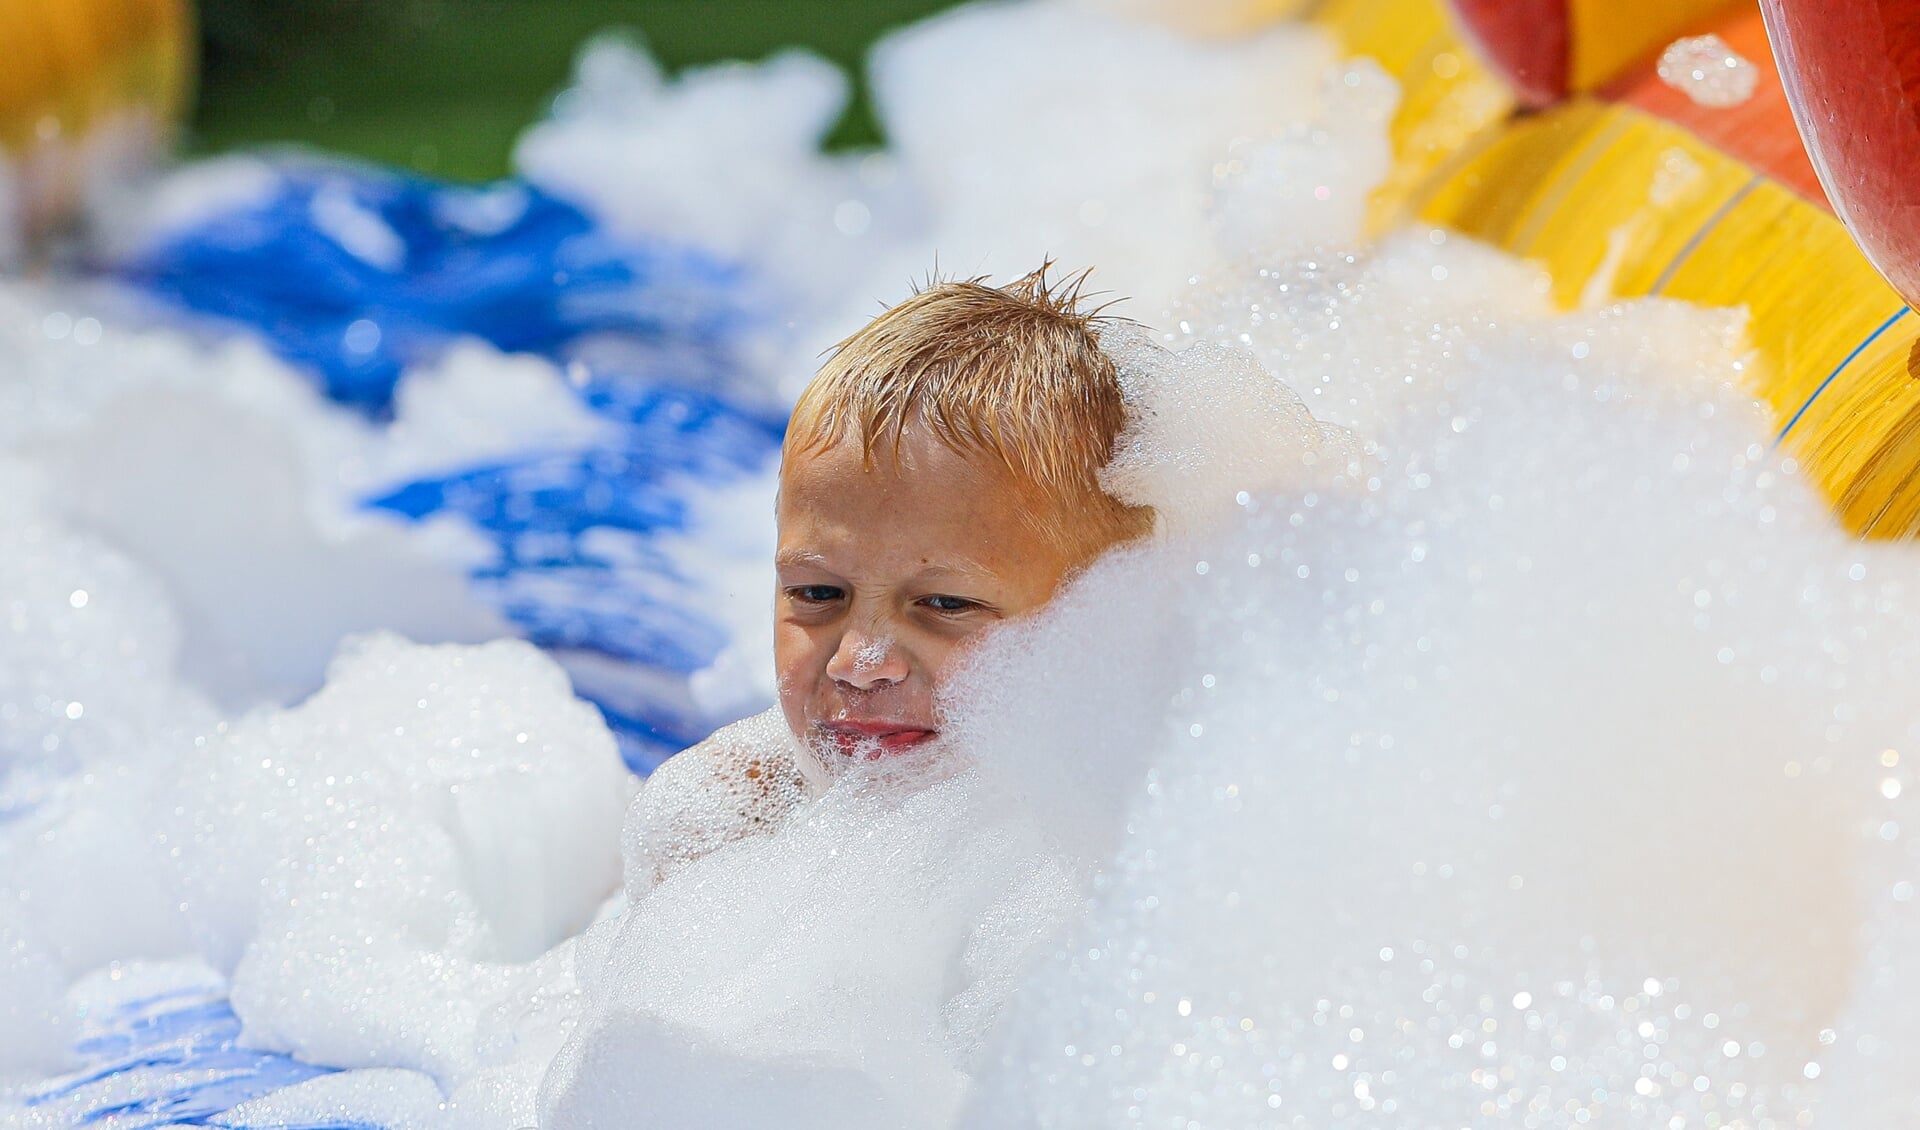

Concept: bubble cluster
[[620, 707, 806, 896], [1099, 323, 1360, 535]]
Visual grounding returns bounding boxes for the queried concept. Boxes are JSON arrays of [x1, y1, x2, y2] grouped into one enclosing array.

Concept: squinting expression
[[775, 428, 1080, 787]]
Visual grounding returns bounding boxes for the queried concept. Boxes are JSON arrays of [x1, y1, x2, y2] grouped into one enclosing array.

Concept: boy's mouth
[[818, 721, 937, 759]]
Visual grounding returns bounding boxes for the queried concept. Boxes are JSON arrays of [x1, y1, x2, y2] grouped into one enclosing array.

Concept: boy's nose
[[825, 631, 909, 690]]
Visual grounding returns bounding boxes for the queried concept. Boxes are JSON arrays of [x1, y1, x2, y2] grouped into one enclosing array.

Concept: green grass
[[190, 0, 966, 182]]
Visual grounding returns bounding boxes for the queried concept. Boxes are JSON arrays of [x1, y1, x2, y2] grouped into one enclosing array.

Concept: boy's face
[[774, 428, 1080, 785]]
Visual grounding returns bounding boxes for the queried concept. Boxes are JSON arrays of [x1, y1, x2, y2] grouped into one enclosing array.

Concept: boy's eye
[[919, 594, 978, 613], [786, 585, 845, 604]]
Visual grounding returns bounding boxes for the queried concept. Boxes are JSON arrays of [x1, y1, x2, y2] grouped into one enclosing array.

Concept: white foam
[[542, 763, 1082, 1129], [513, 6, 1351, 401], [89, 152, 285, 260], [201, 634, 629, 1071], [865, 3, 1336, 319], [0, 284, 527, 707], [0, 931, 71, 1079], [0, 463, 214, 1001], [957, 249, 1906, 1124], [619, 707, 805, 897], [515, 37, 901, 314], [371, 341, 614, 490], [1099, 323, 1361, 535], [215, 1069, 446, 1129]]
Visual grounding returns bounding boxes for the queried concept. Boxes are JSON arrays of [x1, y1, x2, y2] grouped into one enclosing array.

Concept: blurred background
[[195, 0, 966, 179]]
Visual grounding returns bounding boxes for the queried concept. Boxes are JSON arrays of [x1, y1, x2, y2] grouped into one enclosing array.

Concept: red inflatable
[[1449, 0, 1565, 105], [1762, 0, 1920, 309]]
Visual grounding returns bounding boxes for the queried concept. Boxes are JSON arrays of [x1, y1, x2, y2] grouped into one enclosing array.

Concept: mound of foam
[[0, 458, 216, 1020], [955, 236, 1913, 1126], [0, 458, 633, 1089], [541, 762, 1082, 1130], [194, 634, 628, 1079]]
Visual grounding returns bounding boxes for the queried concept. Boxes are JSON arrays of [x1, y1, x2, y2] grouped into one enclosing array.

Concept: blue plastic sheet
[[22, 985, 338, 1127], [126, 166, 757, 416], [127, 163, 787, 770]]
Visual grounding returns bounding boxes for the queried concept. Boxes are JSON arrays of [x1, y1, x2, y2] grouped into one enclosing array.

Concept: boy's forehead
[[776, 436, 1070, 572], [779, 429, 1010, 497]]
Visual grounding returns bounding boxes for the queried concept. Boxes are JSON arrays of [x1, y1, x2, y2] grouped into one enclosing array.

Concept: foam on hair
[[784, 265, 1155, 559]]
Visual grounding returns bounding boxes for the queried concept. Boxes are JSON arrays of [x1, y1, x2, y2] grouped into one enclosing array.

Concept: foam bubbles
[[543, 762, 1081, 1130], [620, 707, 805, 896], [1658, 34, 1760, 109], [193, 635, 629, 1079], [1099, 323, 1360, 534], [0, 930, 72, 1077]]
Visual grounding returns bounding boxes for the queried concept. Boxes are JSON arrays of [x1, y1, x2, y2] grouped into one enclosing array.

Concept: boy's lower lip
[[822, 726, 936, 758]]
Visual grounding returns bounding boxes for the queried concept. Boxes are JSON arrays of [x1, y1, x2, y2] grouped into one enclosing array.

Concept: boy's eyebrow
[[774, 550, 1001, 584], [910, 560, 999, 584], [775, 550, 831, 568]]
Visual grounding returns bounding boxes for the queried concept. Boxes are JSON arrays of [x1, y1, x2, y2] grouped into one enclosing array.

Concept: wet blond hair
[[785, 264, 1155, 560]]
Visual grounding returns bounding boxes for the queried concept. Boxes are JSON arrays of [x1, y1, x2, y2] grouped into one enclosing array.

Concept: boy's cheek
[[771, 627, 816, 694]]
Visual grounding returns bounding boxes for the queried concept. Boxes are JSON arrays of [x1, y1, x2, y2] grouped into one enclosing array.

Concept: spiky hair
[[785, 262, 1154, 557]]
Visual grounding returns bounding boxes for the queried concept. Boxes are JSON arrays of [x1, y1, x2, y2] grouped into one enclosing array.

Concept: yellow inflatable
[[1309, 0, 1920, 538], [0, 0, 193, 253]]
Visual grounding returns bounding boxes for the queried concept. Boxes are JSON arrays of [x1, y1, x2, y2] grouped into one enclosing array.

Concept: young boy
[[624, 265, 1154, 891]]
